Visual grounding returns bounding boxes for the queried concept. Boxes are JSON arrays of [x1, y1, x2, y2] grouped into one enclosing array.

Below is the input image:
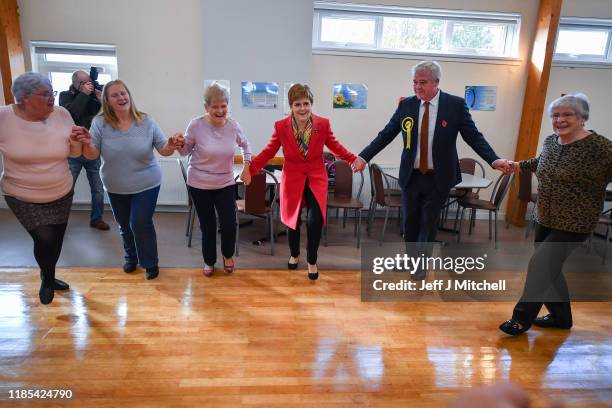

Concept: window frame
[[312, 1, 521, 63], [553, 17, 612, 67], [30, 41, 119, 100]]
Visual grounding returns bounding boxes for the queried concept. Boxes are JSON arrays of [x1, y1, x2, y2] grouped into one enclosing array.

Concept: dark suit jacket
[[59, 87, 101, 130], [359, 91, 499, 191]]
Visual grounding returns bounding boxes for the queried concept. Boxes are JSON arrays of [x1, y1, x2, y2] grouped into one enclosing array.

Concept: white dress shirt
[[413, 90, 440, 170]]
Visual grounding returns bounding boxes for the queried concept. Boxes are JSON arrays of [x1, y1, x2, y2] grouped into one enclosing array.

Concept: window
[[313, 2, 520, 60], [31, 42, 118, 105], [554, 18, 612, 65]]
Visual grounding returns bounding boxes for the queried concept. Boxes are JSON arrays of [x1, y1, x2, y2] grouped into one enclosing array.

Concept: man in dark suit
[[352, 61, 511, 277]]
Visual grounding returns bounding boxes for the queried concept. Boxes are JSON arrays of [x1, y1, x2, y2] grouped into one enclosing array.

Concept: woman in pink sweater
[[178, 83, 251, 276], [0, 72, 93, 304]]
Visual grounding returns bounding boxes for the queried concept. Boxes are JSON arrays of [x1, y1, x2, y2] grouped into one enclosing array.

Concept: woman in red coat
[[244, 84, 357, 280]]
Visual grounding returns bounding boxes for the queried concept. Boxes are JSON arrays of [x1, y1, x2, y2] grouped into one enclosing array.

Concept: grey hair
[[548, 93, 590, 121], [204, 82, 229, 107], [71, 70, 87, 89], [11, 72, 52, 103], [412, 61, 442, 82]]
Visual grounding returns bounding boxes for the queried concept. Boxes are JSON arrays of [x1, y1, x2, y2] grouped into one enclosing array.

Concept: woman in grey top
[[76, 80, 183, 280], [500, 93, 612, 335]]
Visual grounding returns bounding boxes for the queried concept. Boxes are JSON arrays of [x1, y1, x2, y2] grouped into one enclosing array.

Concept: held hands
[[70, 126, 92, 145], [491, 159, 518, 175], [240, 167, 252, 186], [351, 156, 366, 173], [167, 133, 185, 150]]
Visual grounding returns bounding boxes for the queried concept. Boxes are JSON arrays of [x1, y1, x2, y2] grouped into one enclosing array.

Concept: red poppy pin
[[441, 120, 448, 128]]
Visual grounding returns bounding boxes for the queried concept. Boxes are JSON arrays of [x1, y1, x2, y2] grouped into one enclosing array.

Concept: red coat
[[250, 115, 357, 230]]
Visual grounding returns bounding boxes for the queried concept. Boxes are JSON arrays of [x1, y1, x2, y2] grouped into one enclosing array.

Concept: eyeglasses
[[550, 112, 576, 120], [31, 90, 58, 99]]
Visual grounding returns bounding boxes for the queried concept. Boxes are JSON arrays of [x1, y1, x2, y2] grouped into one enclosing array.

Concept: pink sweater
[[0, 105, 75, 203], [178, 116, 252, 190]]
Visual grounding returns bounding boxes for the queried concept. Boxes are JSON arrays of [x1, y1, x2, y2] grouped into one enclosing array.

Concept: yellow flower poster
[[332, 83, 368, 109]]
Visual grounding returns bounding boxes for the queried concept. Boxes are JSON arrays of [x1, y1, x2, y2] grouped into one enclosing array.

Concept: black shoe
[[145, 267, 159, 280], [288, 257, 298, 270], [499, 319, 529, 335], [90, 219, 110, 231], [123, 262, 138, 273], [53, 279, 70, 291], [307, 264, 318, 280], [39, 282, 54, 305], [533, 314, 572, 329]]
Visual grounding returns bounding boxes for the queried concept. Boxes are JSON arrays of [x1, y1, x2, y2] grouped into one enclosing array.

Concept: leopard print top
[[520, 132, 612, 234]]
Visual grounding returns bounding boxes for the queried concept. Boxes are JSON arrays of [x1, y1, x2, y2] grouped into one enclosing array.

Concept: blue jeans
[[69, 156, 104, 223], [107, 186, 160, 269]]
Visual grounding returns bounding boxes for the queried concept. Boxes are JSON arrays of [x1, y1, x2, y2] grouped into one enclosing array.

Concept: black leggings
[[512, 223, 589, 328], [27, 223, 68, 285], [288, 184, 323, 265], [189, 185, 237, 267]]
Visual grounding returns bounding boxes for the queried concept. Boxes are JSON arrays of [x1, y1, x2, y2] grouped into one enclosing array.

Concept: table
[[233, 165, 281, 185], [384, 168, 492, 190]]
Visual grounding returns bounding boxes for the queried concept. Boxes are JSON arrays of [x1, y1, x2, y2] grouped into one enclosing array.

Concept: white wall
[[18, 0, 203, 135], [201, 0, 313, 151], [537, 0, 612, 147]]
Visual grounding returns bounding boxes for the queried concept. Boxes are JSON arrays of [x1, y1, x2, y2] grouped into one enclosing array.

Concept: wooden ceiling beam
[[506, 0, 563, 226], [0, 0, 26, 104]]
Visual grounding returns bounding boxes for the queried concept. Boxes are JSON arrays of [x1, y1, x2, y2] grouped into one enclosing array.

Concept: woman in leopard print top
[[500, 93, 612, 336]]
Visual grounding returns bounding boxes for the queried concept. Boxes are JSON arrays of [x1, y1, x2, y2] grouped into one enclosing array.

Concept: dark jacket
[[59, 86, 101, 130], [359, 91, 499, 191]]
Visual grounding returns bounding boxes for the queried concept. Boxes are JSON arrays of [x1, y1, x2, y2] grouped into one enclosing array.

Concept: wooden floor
[[0, 268, 610, 407]]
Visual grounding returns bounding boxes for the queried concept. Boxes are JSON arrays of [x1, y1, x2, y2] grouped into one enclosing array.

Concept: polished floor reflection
[[0, 268, 610, 407]]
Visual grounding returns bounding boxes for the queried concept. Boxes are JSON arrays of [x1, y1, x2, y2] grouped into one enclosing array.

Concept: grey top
[[90, 115, 168, 194]]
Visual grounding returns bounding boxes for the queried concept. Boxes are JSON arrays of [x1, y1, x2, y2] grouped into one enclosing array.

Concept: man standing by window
[[59, 70, 109, 231]]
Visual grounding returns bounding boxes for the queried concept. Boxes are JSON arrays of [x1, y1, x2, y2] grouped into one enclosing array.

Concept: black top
[[58, 86, 101, 130]]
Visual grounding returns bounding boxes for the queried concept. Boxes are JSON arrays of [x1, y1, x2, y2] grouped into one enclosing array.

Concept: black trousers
[[512, 223, 589, 328], [27, 223, 68, 285], [401, 171, 450, 243], [288, 184, 323, 265], [189, 185, 237, 267]]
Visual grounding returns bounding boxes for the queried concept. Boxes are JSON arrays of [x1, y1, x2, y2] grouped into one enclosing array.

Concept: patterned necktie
[[292, 115, 312, 158], [419, 101, 430, 173]]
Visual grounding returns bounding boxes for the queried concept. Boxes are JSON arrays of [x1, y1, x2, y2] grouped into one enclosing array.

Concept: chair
[[177, 158, 197, 247], [505, 169, 538, 237], [443, 158, 485, 226], [593, 211, 612, 264], [324, 160, 364, 248], [235, 169, 278, 256], [367, 163, 402, 245], [455, 173, 514, 248]]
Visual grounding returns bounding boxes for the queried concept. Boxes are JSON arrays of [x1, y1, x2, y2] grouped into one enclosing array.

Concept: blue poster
[[241, 82, 279, 109], [465, 86, 497, 111], [333, 83, 368, 109]]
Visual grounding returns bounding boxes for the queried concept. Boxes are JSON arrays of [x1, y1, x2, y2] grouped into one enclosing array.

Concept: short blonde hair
[[100, 80, 145, 129], [204, 83, 229, 107], [288, 83, 313, 106]]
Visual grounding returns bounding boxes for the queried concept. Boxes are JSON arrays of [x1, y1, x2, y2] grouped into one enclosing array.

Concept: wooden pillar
[[0, 0, 25, 104], [506, 0, 562, 226]]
